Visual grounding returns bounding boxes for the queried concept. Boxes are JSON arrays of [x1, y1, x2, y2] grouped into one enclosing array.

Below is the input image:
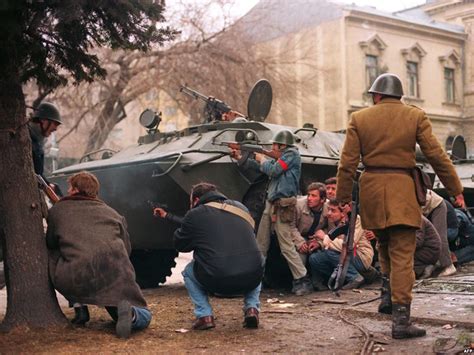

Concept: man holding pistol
[[154, 183, 263, 330], [336, 73, 465, 339]]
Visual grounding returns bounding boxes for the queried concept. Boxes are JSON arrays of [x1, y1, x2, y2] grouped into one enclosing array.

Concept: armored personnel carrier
[[49, 81, 473, 288], [49, 80, 345, 287]]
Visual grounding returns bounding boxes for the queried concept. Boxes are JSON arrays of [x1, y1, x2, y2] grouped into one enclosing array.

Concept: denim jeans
[[308, 249, 360, 282], [106, 305, 152, 331], [351, 254, 369, 274], [182, 261, 261, 318]]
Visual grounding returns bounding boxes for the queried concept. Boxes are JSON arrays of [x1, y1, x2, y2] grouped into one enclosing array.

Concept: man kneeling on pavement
[[46, 171, 151, 339], [154, 182, 263, 330], [308, 199, 376, 290]]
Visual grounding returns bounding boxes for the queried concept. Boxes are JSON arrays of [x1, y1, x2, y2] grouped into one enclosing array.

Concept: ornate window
[[439, 50, 461, 104], [401, 43, 426, 99], [407, 61, 419, 98], [444, 68, 455, 103], [366, 55, 378, 89], [359, 35, 387, 92]]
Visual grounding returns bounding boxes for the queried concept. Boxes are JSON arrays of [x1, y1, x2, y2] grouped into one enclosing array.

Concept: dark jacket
[[174, 191, 263, 295], [46, 195, 147, 308], [29, 123, 45, 176], [415, 216, 441, 266], [445, 200, 459, 230]]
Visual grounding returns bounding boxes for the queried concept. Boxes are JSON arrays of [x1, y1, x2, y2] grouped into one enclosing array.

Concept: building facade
[[244, 0, 474, 156]]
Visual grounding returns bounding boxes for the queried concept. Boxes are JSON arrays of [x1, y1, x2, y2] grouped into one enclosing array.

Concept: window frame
[[444, 67, 455, 103], [365, 55, 379, 90], [406, 61, 419, 98]]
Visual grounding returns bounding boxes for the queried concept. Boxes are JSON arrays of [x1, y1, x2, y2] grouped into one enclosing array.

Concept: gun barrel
[[180, 86, 207, 102]]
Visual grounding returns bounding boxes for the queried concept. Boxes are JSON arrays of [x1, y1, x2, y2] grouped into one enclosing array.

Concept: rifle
[[180, 86, 244, 121], [36, 174, 60, 204], [225, 142, 281, 160], [328, 181, 359, 294]]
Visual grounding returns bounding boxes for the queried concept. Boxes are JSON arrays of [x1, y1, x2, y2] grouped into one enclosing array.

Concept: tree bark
[[0, 50, 67, 330]]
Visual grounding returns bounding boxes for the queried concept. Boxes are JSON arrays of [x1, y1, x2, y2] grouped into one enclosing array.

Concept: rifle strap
[[205, 202, 255, 229]]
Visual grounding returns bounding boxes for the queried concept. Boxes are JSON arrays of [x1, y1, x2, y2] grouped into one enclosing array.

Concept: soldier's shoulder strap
[[407, 103, 425, 112], [205, 202, 255, 229]]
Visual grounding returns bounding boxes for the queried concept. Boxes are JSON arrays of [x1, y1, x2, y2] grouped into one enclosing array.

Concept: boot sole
[[116, 301, 132, 339]]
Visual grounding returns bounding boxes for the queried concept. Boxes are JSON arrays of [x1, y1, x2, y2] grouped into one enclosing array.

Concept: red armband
[[277, 159, 288, 171]]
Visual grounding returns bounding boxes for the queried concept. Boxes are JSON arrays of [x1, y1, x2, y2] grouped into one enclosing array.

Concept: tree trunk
[[0, 53, 67, 330]]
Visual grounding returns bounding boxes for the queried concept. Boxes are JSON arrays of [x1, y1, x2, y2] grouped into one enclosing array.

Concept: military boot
[[71, 305, 90, 325], [311, 273, 328, 291], [359, 266, 381, 285], [392, 303, 426, 339], [378, 275, 392, 314], [292, 275, 312, 296]]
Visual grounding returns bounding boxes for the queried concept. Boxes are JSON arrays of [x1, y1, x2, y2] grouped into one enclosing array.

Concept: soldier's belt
[[364, 166, 412, 176]]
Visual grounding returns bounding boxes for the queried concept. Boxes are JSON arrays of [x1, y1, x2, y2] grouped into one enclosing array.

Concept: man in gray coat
[[46, 171, 151, 339]]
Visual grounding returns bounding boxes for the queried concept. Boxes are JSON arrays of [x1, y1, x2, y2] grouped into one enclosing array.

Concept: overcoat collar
[[59, 195, 104, 204], [375, 98, 402, 106]]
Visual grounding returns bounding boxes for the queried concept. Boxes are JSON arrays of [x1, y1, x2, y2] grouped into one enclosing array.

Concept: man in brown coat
[[47, 171, 152, 339], [336, 73, 465, 339]]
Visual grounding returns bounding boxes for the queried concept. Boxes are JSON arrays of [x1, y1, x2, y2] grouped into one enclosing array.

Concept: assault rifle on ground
[[36, 174, 60, 204], [328, 181, 359, 294], [180, 86, 245, 122]]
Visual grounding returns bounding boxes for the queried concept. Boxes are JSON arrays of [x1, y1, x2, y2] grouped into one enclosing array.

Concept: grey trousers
[[257, 200, 307, 280], [428, 201, 452, 268]]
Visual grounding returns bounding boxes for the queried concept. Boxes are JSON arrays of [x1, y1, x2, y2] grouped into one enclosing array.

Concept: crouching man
[[155, 183, 263, 330], [46, 171, 151, 339]]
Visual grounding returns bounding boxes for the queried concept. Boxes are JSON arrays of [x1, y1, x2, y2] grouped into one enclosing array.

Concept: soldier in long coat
[[336, 73, 464, 339], [47, 171, 152, 339]]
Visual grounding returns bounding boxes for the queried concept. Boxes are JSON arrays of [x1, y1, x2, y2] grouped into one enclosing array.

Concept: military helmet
[[33, 102, 62, 124], [368, 73, 404, 97], [271, 129, 295, 146]]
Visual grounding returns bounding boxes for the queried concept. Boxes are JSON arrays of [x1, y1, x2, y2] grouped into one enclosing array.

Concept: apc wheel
[[130, 249, 178, 289]]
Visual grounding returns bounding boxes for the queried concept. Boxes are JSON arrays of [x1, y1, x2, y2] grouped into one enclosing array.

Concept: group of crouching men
[[285, 180, 474, 296], [44, 135, 472, 340]]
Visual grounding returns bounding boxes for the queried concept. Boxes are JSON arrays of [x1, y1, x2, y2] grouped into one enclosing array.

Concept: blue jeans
[[308, 249, 360, 282], [182, 261, 261, 318], [352, 254, 370, 274], [106, 305, 152, 331]]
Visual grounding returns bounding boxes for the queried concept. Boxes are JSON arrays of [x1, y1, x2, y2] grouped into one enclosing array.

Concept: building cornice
[[345, 9, 467, 43], [423, 0, 465, 15]]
